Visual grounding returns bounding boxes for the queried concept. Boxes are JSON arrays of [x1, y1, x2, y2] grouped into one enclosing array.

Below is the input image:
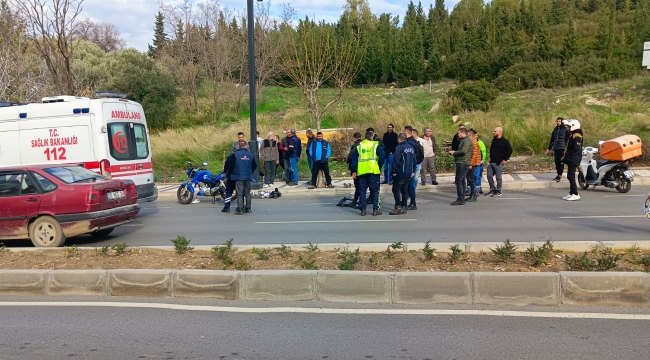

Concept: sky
[[80, 0, 462, 53]]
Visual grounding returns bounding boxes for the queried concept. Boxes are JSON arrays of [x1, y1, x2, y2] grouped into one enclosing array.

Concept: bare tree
[[279, 20, 364, 131], [74, 19, 125, 52], [11, 0, 84, 95], [0, 1, 51, 101]]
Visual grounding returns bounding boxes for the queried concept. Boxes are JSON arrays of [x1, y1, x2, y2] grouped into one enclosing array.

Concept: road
[[1, 297, 650, 359], [6, 186, 650, 247]]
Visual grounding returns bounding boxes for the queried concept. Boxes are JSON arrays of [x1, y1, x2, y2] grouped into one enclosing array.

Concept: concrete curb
[[1, 269, 649, 307], [153, 176, 650, 200]]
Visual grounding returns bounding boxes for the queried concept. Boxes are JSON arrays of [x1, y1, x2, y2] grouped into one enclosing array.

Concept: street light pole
[[247, 0, 261, 190]]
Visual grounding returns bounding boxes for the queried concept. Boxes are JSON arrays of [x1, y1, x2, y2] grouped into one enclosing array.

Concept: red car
[[0, 164, 140, 247]]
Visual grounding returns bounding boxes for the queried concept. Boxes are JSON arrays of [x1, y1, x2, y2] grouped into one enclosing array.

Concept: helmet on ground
[[562, 119, 581, 131]]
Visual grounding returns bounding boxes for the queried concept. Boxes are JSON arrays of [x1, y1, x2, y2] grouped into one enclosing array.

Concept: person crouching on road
[[307, 131, 335, 189], [351, 131, 385, 216], [390, 133, 415, 215], [448, 127, 473, 206], [227, 141, 257, 215], [346, 132, 362, 208]]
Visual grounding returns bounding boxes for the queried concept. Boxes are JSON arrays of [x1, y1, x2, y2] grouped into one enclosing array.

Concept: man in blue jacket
[[390, 133, 415, 215], [227, 141, 257, 215], [307, 131, 335, 189]]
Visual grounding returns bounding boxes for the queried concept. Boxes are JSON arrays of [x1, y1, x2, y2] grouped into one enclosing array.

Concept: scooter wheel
[[577, 172, 589, 190], [615, 178, 631, 193], [177, 185, 195, 204]]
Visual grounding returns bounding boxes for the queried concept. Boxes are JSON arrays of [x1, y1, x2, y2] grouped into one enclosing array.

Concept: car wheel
[[29, 216, 66, 247], [90, 228, 114, 238], [177, 185, 194, 204], [578, 172, 589, 190]]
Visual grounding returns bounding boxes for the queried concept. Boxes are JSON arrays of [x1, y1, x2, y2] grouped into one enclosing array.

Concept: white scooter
[[578, 146, 634, 193]]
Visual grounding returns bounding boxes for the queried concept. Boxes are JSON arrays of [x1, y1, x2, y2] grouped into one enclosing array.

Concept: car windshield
[[44, 166, 105, 184]]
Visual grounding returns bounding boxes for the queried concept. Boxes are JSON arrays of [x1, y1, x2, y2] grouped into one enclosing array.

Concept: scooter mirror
[[202, 162, 208, 167]]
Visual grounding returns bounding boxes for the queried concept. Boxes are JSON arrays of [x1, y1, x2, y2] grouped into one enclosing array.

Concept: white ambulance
[[0, 93, 157, 202]]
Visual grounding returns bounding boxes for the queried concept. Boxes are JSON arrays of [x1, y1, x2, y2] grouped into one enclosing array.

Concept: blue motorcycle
[[177, 161, 228, 204]]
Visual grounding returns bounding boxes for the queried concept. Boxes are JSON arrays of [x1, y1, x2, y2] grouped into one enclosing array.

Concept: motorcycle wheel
[[577, 172, 589, 190], [615, 178, 632, 193], [177, 185, 194, 204]]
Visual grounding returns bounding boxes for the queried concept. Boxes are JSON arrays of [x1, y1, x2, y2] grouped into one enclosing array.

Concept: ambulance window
[[108, 123, 131, 160], [134, 124, 149, 159]]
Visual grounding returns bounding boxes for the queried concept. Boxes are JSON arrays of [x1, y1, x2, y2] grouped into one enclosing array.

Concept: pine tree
[[147, 12, 167, 58], [535, 21, 552, 60], [393, 2, 425, 86], [560, 21, 578, 64]]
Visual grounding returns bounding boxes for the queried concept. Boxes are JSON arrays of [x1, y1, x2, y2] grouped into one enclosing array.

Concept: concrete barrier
[[109, 270, 171, 297], [560, 272, 650, 307], [173, 270, 238, 299], [2, 269, 650, 307], [243, 271, 315, 301], [474, 273, 559, 306], [393, 272, 472, 304], [47, 270, 107, 296], [317, 271, 391, 303], [0, 270, 47, 295]]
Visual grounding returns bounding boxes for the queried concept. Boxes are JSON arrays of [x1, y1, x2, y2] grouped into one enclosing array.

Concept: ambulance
[[0, 93, 157, 202]]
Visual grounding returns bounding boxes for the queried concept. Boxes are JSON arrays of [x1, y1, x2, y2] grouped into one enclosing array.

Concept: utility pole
[[247, 0, 262, 190]]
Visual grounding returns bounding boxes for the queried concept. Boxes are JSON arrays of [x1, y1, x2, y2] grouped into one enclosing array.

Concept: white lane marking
[[604, 195, 645, 198], [303, 203, 334, 206], [559, 215, 645, 219], [1, 302, 649, 320], [256, 219, 418, 224]]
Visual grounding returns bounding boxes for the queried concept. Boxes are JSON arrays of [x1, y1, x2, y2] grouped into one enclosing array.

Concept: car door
[[0, 171, 42, 239]]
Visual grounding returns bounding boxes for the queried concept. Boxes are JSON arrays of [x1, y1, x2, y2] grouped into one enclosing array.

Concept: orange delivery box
[[599, 134, 642, 161]]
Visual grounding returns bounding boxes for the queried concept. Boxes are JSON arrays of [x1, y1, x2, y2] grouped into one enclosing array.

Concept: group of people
[[218, 116, 583, 215]]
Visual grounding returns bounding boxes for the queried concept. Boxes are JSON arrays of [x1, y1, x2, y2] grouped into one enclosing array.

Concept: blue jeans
[[307, 157, 313, 172], [383, 154, 394, 183], [358, 174, 380, 210], [468, 164, 484, 193], [408, 163, 422, 201], [290, 157, 299, 183]]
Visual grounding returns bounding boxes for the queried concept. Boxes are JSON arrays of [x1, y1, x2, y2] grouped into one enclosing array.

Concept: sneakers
[[553, 175, 562, 182], [562, 194, 572, 200], [432, 181, 439, 185], [407, 203, 417, 211], [372, 209, 382, 216], [485, 190, 494, 196], [566, 194, 581, 201], [450, 200, 466, 206], [288, 182, 298, 186], [307, 185, 315, 189], [326, 184, 335, 188], [494, 191, 501, 197], [244, 207, 251, 213]]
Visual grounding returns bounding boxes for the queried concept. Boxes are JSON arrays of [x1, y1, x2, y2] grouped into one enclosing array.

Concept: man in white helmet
[[561, 119, 584, 201]]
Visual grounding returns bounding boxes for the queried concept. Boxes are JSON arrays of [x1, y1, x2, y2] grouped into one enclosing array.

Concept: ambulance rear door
[[0, 105, 20, 167]]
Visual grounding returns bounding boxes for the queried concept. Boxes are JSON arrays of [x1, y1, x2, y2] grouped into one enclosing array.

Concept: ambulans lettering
[[111, 111, 142, 120]]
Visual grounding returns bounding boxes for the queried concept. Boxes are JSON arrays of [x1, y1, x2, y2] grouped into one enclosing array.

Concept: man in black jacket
[[545, 117, 570, 182], [389, 133, 415, 215], [346, 132, 362, 208], [486, 127, 513, 197], [561, 119, 583, 201], [382, 124, 398, 185], [451, 124, 466, 151]]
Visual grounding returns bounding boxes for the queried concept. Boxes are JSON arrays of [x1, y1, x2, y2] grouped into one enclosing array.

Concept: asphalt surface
[[1, 297, 650, 359], [5, 185, 650, 247]]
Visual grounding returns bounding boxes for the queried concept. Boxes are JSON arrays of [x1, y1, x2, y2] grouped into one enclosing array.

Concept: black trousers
[[223, 178, 236, 209], [567, 163, 578, 195], [392, 176, 410, 207], [554, 150, 565, 176], [310, 161, 332, 186], [467, 166, 476, 195]]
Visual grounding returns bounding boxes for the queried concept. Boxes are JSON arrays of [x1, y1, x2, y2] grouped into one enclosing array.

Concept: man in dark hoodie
[[561, 119, 583, 201], [382, 124, 398, 184], [389, 133, 415, 215], [449, 128, 473, 206], [305, 129, 315, 184], [485, 127, 513, 197], [545, 117, 570, 182], [404, 126, 424, 210]]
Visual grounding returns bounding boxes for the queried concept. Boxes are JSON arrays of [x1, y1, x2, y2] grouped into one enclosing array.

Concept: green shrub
[[171, 236, 193, 254], [338, 248, 361, 270], [422, 240, 436, 261], [446, 79, 499, 113], [524, 240, 554, 267], [448, 244, 465, 264], [211, 239, 234, 266], [490, 240, 518, 263]]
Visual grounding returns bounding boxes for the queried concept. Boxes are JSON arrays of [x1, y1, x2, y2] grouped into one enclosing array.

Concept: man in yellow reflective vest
[[351, 131, 386, 216]]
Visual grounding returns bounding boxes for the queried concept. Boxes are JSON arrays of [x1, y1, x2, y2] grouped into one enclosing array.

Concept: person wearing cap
[[545, 117, 570, 182]]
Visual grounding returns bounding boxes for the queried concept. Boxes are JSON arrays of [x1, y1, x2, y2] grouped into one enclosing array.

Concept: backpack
[[336, 196, 354, 207], [414, 141, 424, 164]]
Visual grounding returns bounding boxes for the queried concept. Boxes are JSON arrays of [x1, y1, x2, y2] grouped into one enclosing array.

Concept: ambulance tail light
[[100, 159, 112, 179]]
